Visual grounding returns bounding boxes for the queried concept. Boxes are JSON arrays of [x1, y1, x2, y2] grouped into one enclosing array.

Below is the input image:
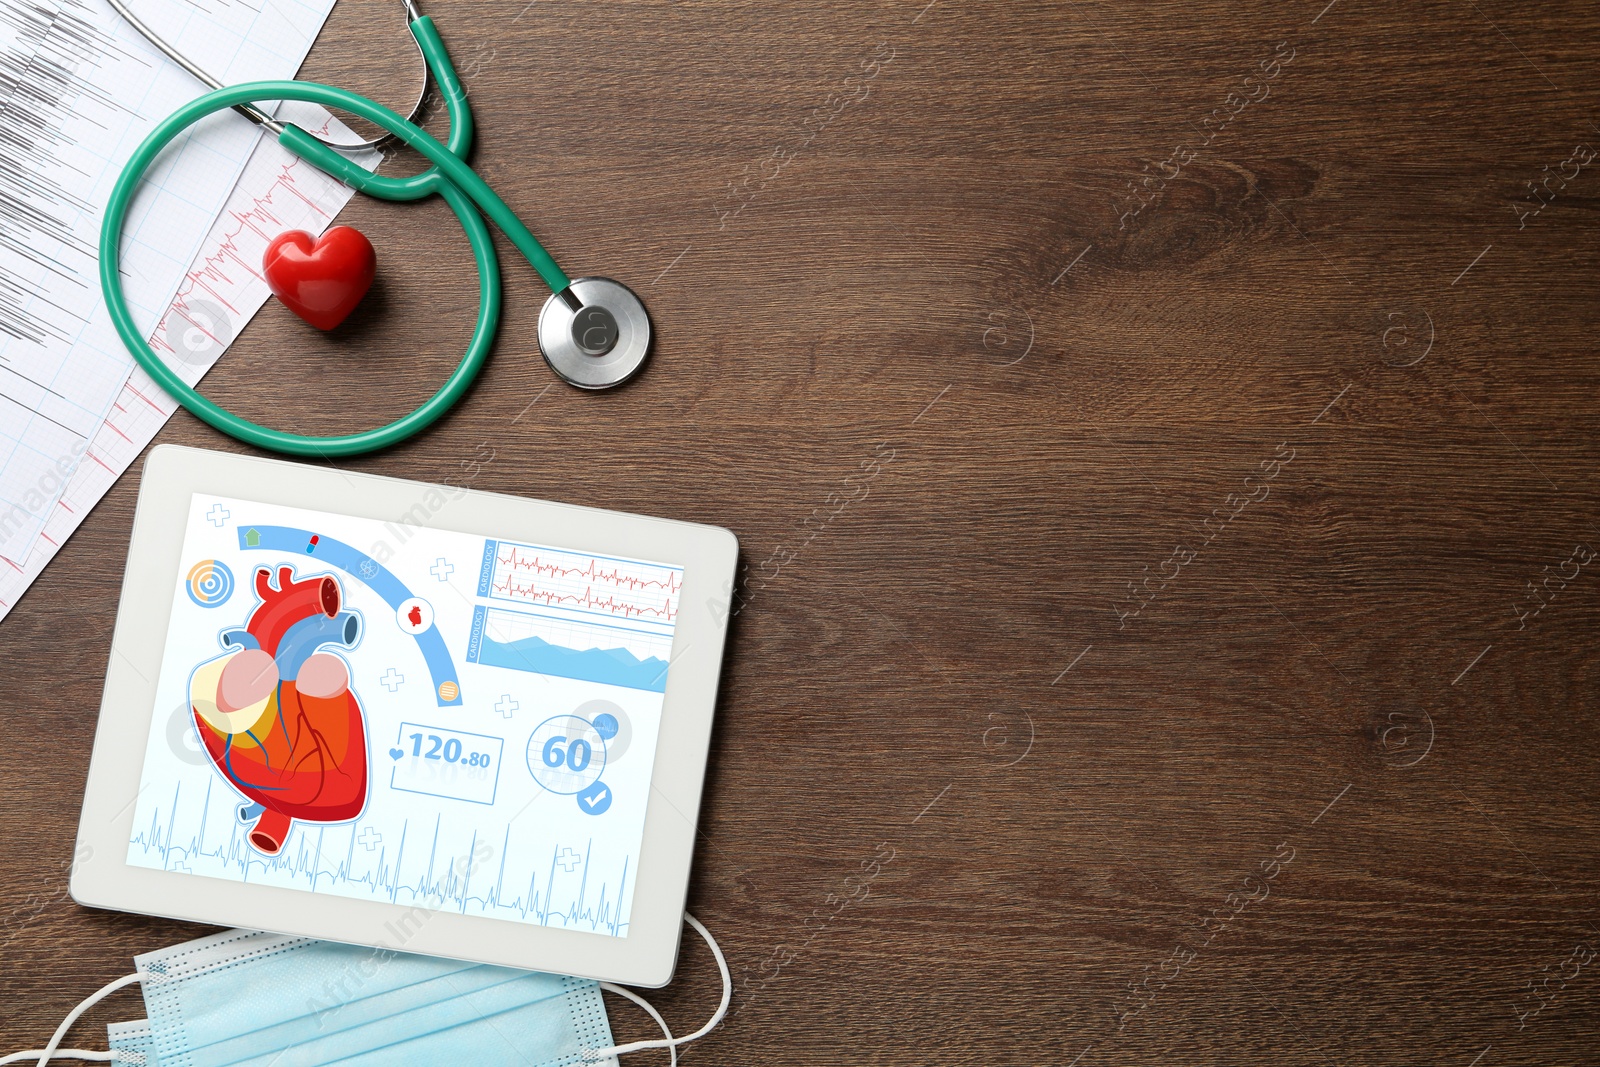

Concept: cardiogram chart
[[0, 0, 339, 559], [126, 493, 683, 937], [0, 104, 378, 619]]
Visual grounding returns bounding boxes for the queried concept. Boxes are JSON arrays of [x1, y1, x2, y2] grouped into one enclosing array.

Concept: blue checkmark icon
[[576, 780, 612, 816]]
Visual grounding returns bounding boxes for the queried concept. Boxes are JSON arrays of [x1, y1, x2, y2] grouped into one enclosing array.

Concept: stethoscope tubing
[[98, 17, 567, 457], [103, 0, 434, 153], [279, 16, 571, 296]]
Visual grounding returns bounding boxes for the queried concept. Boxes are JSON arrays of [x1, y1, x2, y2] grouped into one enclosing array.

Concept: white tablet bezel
[[72, 444, 736, 988]]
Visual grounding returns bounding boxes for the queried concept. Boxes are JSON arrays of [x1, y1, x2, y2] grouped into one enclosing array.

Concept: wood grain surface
[[4, 0, 1600, 1061]]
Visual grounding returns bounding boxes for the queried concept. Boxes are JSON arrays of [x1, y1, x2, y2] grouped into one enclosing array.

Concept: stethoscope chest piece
[[538, 277, 652, 390]]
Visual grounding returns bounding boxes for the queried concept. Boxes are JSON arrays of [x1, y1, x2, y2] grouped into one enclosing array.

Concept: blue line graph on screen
[[465, 604, 673, 693], [128, 780, 632, 935]]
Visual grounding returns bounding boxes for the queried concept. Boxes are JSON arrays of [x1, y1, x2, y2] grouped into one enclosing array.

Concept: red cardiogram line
[[149, 155, 332, 355], [49, 121, 354, 553], [495, 546, 683, 596], [149, 116, 346, 356], [491, 576, 679, 622]]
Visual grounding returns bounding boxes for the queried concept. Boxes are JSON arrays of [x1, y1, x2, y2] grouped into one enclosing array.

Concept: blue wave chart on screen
[[468, 538, 681, 693], [126, 494, 681, 939]]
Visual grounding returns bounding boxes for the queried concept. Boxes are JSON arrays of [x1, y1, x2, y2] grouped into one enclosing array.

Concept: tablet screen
[[125, 492, 682, 939]]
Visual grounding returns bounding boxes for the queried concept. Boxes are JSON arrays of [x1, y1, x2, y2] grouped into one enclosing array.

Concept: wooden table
[[4, 0, 1598, 1061]]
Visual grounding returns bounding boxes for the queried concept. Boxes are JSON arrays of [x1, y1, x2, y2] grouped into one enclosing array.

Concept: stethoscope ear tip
[[538, 279, 652, 390]]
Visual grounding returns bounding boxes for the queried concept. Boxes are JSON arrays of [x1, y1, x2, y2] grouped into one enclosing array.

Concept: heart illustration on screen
[[389, 747, 404, 761], [263, 226, 376, 330], [188, 565, 370, 854]]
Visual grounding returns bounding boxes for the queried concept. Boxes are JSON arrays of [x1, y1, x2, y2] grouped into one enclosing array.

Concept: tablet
[[72, 445, 737, 987]]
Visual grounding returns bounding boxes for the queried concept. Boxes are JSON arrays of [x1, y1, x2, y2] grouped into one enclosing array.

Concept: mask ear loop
[[585, 914, 731, 1063], [16, 920, 728, 1066], [597, 984, 677, 1067], [2, 971, 142, 1066]]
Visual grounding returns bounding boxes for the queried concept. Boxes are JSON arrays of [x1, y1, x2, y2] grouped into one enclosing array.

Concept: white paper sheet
[[0, 0, 338, 559], [0, 103, 376, 621]]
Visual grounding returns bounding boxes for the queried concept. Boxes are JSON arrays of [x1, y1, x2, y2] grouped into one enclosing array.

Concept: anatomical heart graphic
[[188, 565, 369, 854]]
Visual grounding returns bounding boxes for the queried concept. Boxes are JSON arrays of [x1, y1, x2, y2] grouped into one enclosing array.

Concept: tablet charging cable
[[7, 914, 731, 1065]]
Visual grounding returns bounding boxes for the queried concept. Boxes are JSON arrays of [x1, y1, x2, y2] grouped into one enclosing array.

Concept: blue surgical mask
[[108, 1019, 157, 1066], [28, 917, 725, 1067], [125, 928, 619, 1067]]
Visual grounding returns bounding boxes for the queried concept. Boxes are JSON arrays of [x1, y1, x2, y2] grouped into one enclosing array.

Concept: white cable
[[0, 1054, 113, 1066], [586, 914, 730, 1061], [599, 983, 677, 1067], [29, 972, 141, 1067]]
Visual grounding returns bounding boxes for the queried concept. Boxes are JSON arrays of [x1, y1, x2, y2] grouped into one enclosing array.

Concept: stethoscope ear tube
[[104, 0, 434, 152]]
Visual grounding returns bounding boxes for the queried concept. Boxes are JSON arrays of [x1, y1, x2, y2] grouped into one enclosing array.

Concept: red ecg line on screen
[[493, 546, 681, 621], [496, 547, 683, 594], [491, 577, 679, 621]]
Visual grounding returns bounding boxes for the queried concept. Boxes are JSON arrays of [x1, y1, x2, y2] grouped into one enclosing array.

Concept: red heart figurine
[[263, 226, 376, 331]]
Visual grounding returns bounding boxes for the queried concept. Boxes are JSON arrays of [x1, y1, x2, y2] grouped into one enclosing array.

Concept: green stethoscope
[[101, 0, 651, 457]]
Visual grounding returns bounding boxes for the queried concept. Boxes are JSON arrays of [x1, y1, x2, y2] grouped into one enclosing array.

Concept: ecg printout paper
[[0, 103, 376, 622], [0, 0, 337, 561]]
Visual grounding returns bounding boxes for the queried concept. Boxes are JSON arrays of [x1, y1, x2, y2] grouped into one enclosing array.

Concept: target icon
[[185, 559, 235, 608]]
